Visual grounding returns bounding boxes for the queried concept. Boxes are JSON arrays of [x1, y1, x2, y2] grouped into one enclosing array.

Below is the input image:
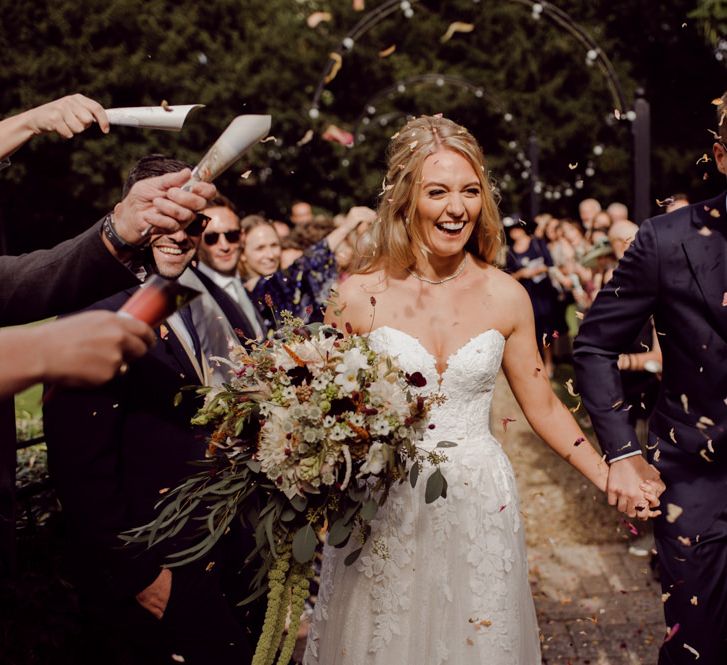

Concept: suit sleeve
[[0, 218, 138, 325], [573, 219, 659, 461], [43, 368, 163, 598]]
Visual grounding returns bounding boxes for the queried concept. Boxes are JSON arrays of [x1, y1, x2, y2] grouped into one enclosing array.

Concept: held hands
[[606, 455, 665, 520], [112, 169, 217, 246], [136, 568, 172, 619], [23, 94, 110, 139], [39, 311, 154, 386]]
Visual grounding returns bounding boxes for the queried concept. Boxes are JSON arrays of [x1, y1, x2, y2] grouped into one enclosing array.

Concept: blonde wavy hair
[[356, 115, 503, 275]]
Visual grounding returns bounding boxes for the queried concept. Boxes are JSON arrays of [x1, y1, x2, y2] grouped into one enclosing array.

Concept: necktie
[[178, 305, 203, 366]]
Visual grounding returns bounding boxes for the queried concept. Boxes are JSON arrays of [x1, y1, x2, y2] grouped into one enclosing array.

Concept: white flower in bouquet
[[368, 377, 411, 417], [358, 442, 388, 477]]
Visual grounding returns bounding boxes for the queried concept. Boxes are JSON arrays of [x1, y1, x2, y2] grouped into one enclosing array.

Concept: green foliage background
[[0, 0, 725, 254]]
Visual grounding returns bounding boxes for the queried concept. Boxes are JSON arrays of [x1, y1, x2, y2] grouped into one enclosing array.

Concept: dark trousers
[[657, 506, 727, 664], [81, 562, 258, 665]]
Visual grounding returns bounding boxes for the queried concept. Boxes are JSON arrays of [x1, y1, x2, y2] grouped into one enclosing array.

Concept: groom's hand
[[136, 568, 172, 619], [607, 455, 664, 519]]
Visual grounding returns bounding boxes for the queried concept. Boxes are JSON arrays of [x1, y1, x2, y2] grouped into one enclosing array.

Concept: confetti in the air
[[696, 153, 711, 165], [296, 129, 314, 147], [568, 162, 578, 170], [663, 624, 680, 643], [666, 503, 683, 524], [240, 170, 252, 180], [161, 100, 171, 112], [379, 44, 396, 58], [260, 136, 277, 143], [501, 417, 516, 432], [322, 124, 354, 147], [440, 21, 475, 44], [682, 643, 700, 659], [325, 52, 343, 84], [307, 11, 332, 28]]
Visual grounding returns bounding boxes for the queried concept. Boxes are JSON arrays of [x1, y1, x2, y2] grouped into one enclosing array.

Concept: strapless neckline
[[369, 325, 506, 383]]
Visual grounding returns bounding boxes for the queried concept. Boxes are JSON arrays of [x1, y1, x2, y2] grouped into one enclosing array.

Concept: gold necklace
[[407, 254, 467, 285]]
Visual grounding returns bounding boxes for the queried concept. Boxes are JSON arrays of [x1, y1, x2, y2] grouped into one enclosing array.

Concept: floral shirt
[[249, 238, 337, 332]]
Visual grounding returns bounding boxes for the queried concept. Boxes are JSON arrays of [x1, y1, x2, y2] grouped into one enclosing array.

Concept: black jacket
[[574, 193, 727, 537]]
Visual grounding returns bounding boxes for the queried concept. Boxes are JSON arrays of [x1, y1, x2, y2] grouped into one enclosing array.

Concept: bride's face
[[414, 149, 482, 258]]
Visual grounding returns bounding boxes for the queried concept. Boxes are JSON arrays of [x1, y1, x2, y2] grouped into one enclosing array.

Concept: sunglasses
[[185, 213, 211, 237], [203, 230, 242, 246]]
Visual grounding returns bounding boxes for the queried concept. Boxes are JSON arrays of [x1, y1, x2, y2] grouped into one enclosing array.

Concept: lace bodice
[[368, 326, 505, 445]]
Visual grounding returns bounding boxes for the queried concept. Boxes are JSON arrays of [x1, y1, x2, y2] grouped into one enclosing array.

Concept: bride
[[303, 115, 662, 664]]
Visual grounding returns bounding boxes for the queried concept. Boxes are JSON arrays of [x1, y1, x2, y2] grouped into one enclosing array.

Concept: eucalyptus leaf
[[344, 547, 363, 566], [441, 474, 448, 499], [328, 518, 354, 547], [436, 440, 458, 448], [292, 523, 318, 563], [360, 499, 378, 522], [247, 459, 262, 474], [425, 468, 445, 504], [409, 463, 420, 488], [291, 495, 308, 512], [173, 391, 183, 407], [280, 508, 297, 522]]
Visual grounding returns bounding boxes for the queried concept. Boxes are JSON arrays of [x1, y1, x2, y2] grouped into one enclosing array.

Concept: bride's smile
[[414, 148, 483, 274]]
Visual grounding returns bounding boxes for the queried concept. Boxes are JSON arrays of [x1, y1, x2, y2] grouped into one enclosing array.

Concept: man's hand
[[38, 311, 155, 386], [23, 94, 109, 139], [136, 568, 172, 620], [112, 169, 217, 246], [607, 455, 665, 519]]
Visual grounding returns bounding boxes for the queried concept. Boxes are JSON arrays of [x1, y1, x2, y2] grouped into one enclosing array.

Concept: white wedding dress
[[304, 326, 541, 665]]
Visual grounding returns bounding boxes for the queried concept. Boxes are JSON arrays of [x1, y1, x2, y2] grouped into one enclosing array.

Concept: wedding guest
[[578, 197, 601, 232], [241, 212, 366, 331], [575, 93, 727, 665], [666, 192, 690, 213], [43, 156, 262, 665], [606, 201, 629, 223], [196, 195, 265, 340], [289, 200, 314, 228], [0, 93, 109, 163]]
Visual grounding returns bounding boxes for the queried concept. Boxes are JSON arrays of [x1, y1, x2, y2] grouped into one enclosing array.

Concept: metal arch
[[309, 0, 630, 116], [352, 73, 511, 139]]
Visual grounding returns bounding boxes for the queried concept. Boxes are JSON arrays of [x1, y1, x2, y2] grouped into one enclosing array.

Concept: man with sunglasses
[[575, 92, 727, 664], [196, 195, 264, 340], [43, 155, 262, 665]]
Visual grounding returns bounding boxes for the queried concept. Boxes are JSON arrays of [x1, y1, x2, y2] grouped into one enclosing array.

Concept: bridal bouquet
[[125, 312, 451, 665]]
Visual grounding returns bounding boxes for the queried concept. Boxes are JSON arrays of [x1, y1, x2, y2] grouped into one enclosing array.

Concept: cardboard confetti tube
[[119, 275, 201, 328], [106, 104, 204, 131]]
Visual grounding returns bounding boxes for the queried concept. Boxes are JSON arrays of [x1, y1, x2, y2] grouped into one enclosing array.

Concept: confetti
[[614, 108, 621, 120], [575, 311, 584, 320], [171, 656, 186, 663], [677, 536, 692, 546], [322, 124, 354, 147], [410, 140, 418, 150], [696, 153, 711, 165], [691, 596, 698, 606], [378, 44, 396, 58], [324, 52, 343, 84], [661, 592, 671, 603], [160, 324, 169, 340], [440, 21, 475, 44], [564, 378, 579, 398], [501, 417, 516, 432], [370, 296, 377, 307], [722, 292, 727, 307], [240, 170, 252, 180], [297, 129, 314, 147], [697, 415, 714, 429], [568, 162, 578, 170], [682, 643, 700, 659], [699, 449, 713, 463], [666, 503, 683, 524], [205, 560, 216, 572], [161, 100, 171, 112], [574, 437, 585, 447], [680, 394, 689, 413], [669, 427, 677, 444], [710, 208, 721, 218], [622, 519, 639, 536], [260, 136, 277, 144], [159, 487, 170, 494], [306, 11, 332, 28]]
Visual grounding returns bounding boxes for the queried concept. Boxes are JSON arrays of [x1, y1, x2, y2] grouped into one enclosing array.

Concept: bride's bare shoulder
[[326, 270, 389, 327], [472, 260, 532, 308]]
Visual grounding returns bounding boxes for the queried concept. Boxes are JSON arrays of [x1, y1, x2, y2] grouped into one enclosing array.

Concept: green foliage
[[1, 0, 724, 255]]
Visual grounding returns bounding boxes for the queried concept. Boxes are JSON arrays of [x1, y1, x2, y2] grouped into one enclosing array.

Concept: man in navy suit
[[43, 156, 262, 665], [574, 93, 727, 664]]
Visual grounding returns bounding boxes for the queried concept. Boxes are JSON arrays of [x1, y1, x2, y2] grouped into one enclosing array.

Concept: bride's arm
[[499, 281, 616, 495]]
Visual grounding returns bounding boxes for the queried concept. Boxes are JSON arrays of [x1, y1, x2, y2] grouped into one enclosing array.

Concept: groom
[[574, 93, 727, 664]]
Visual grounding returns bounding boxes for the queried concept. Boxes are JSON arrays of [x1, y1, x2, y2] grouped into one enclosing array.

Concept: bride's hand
[[635, 478, 665, 520]]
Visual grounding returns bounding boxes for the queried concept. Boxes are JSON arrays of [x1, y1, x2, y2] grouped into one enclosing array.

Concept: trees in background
[[0, 0, 724, 253]]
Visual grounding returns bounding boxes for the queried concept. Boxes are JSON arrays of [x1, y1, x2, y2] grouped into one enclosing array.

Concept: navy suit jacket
[[43, 278, 254, 599], [574, 193, 727, 537]]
